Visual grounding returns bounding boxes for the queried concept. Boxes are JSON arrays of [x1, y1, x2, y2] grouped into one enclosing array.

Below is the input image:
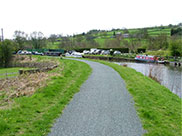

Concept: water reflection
[[115, 62, 182, 98]]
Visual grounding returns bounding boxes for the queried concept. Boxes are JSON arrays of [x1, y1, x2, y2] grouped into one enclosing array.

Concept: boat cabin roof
[[136, 55, 154, 58]]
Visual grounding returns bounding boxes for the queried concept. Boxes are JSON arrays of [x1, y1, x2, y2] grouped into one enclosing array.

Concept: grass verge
[[0, 57, 92, 136], [86, 59, 181, 136]]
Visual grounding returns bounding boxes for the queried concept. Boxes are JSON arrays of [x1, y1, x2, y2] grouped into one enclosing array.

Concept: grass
[[0, 67, 33, 78], [0, 57, 92, 136], [146, 50, 170, 57], [84, 59, 181, 136]]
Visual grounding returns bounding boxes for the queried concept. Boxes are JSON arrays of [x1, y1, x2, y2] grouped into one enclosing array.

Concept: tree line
[[59, 27, 182, 57], [0, 25, 182, 68]]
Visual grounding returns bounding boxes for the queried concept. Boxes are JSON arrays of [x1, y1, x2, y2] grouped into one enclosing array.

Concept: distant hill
[[47, 24, 182, 53]]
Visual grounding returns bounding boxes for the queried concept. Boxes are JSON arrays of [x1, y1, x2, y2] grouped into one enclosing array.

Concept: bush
[[137, 48, 146, 53], [0, 40, 13, 67], [171, 28, 182, 36], [169, 38, 182, 57]]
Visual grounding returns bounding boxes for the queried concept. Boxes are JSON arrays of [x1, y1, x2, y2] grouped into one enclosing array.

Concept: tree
[[104, 39, 120, 48], [122, 40, 129, 48], [147, 33, 169, 50], [113, 31, 116, 36], [158, 33, 169, 49], [178, 23, 182, 27], [85, 34, 95, 41], [129, 38, 141, 52], [102, 32, 107, 37], [59, 37, 72, 50], [73, 36, 84, 48], [0, 40, 13, 67], [169, 37, 182, 57], [168, 24, 173, 27], [13, 30, 27, 50], [123, 28, 129, 33], [136, 28, 149, 39], [49, 34, 57, 44], [171, 28, 182, 36], [30, 32, 46, 49]]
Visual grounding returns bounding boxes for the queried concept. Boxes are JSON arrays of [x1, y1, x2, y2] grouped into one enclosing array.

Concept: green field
[[0, 58, 92, 136], [47, 26, 172, 49]]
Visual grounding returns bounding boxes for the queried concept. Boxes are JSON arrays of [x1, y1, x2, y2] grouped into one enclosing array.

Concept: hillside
[[9, 24, 181, 57], [49, 25, 174, 50]]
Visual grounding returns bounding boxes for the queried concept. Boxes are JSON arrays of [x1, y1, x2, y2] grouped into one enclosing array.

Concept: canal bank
[[88, 59, 181, 136], [83, 56, 181, 97], [169, 61, 182, 67], [115, 62, 182, 98], [83, 55, 170, 64]]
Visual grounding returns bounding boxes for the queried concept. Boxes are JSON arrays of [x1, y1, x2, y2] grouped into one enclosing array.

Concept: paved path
[[48, 59, 145, 136]]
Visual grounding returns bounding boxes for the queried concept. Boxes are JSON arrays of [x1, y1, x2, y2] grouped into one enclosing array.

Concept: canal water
[[114, 62, 182, 98]]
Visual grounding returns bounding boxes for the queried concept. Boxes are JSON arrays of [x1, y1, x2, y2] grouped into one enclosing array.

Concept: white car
[[113, 50, 121, 55], [101, 50, 110, 55], [83, 50, 90, 55], [33, 51, 44, 55], [90, 48, 97, 54], [17, 50, 32, 55], [71, 52, 82, 57], [95, 49, 102, 54], [65, 52, 72, 57]]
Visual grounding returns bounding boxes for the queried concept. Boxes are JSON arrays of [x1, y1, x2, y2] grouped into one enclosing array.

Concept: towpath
[[48, 59, 145, 136]]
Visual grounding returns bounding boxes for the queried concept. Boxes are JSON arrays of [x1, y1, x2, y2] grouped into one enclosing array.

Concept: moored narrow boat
[[135, 55, 166, 64]]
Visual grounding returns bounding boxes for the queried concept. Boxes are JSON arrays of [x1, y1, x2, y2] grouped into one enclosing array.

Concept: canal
[[115, 62, 182, 98]]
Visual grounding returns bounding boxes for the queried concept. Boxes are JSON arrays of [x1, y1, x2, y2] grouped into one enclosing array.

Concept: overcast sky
[[0, 0, 182, 39]]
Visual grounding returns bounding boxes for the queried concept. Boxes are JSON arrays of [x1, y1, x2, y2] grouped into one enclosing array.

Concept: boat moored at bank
[[135, 55, 166, 64]]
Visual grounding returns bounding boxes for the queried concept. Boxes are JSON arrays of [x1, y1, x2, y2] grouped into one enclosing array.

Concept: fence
[[0, 64, 58, 79], [0, 72, 19, 79]]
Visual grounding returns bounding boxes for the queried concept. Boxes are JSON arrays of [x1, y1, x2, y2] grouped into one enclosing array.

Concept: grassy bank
[[146, 50, 170, 57], [87, 59, 181, 136], [0, 57, 91, 136], [0, 67, 34, 78]]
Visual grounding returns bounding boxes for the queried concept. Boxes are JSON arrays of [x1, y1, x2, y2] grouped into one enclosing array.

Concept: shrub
[[169, 38, 182, 57], [0, 40, 13, 67]]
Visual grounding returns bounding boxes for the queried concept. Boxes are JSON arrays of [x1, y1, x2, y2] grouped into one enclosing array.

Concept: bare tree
[[49, 34, 57, 44], [14, 30, 28, 50], [30, 32, 46, 49]]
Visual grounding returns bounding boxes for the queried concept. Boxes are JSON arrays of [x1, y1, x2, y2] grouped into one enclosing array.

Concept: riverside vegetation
[[0, 56, 92, 136]]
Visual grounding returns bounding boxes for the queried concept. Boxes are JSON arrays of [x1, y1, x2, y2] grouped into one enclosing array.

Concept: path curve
[[48, 59, 145, 136]]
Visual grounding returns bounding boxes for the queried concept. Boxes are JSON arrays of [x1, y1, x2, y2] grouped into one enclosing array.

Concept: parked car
[[65, 52, 71, 57], [101, 50, 110, 55], [65, 52, 82, 58], [95, 49, 102, 55], [45, 51, 61, 56], [68, 50, 76, 54], [17, 50, 22, 54], [71, 52, 82, 57], [17, 50, 32, 55], [83, 50, 90, 55], [32, 51, 44, 56], [90, 48, 97, 54], [113, 50, 121, 55]]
